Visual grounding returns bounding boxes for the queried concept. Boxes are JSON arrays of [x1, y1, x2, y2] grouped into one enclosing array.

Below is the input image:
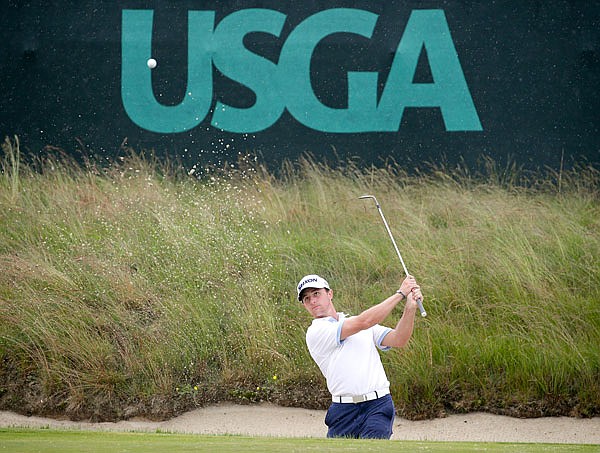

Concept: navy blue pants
[[325, 394, 395, 439]]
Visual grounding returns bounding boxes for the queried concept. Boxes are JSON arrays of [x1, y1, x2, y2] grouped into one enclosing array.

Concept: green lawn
[[1, 429, 598, 452]]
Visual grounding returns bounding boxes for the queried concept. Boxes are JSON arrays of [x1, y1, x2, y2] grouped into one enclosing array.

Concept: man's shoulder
[[308, 316, 336, 330], [307, 313, 343, 334], [306, 314, 345, 351], [308, 313, 348, 327]]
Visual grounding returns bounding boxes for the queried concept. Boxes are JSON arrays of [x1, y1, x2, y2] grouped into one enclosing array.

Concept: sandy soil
[[2, 404, 600, 444]]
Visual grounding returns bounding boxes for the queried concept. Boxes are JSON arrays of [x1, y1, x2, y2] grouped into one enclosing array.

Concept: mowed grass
[[1, 136, 599, 421], [1, 429, 598, 453]]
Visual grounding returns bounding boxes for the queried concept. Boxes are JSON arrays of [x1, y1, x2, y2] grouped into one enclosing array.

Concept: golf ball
[[147, 58, 157, 69]]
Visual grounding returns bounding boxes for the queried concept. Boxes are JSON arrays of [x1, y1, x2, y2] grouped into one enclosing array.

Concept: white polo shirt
[[306, 312, 392, 397]]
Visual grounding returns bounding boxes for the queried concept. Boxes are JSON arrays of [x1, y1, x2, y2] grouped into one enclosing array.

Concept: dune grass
[[0, 136, 598, 421]]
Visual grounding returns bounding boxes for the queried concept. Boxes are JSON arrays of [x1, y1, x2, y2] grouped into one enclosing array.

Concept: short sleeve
[[372, 324, 392, 351], [306, 317, 343, 362]]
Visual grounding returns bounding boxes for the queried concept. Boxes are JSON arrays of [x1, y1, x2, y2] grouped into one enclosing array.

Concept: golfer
[[297, 273, 422, 439]]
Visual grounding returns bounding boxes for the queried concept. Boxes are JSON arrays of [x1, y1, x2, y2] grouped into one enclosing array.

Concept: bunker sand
[[1, 404, 599, 444]]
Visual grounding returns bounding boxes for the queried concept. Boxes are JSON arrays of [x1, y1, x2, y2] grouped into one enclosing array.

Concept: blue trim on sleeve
[[377, 328, 393, 351], [336, 317, 345, 346]]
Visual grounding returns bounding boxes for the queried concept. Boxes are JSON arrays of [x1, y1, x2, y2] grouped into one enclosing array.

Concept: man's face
[[301, 287, 335, 318]]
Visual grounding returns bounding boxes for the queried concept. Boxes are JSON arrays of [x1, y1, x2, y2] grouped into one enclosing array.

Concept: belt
[[332, 388, 390, 404]]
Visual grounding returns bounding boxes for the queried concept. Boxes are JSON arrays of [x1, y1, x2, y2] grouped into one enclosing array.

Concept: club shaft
[[374, 202, 409, 276], [361, 195, 427, 317]]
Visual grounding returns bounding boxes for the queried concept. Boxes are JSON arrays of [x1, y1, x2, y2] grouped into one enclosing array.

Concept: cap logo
[[298, 277, 317, 292]]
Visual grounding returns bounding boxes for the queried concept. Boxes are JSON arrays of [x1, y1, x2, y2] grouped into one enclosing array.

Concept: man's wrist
[[395, 289, 406, 299]]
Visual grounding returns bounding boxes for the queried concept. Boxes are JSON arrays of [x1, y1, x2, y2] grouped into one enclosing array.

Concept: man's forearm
[[382, 301, 417, 348], [355, 292, 404, 328], [341, 276, 417, 340]]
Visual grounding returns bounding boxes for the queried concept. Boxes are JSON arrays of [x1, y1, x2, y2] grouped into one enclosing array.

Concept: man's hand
[[381, 282, 422, 348], [398, 275, 418, 297], [406, 286, 423, 312]]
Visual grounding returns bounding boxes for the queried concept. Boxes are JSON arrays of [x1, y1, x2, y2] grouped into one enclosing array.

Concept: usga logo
[[122, 8, 482, 134]]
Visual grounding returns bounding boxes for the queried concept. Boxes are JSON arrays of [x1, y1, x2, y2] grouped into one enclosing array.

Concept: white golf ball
[[147, 58, 157, 69]]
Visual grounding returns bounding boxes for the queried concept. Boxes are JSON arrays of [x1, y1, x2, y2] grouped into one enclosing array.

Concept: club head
[[359, 194, 379, 206]]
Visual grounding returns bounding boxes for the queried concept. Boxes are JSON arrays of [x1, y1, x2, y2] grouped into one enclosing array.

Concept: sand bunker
[[2, 404, 599, 444]]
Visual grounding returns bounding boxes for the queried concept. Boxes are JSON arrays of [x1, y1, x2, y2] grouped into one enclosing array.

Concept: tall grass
[[1, 136, 598, 421]]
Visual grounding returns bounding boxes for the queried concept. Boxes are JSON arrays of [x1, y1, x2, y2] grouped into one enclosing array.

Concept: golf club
[[359, 195, 427, 317]]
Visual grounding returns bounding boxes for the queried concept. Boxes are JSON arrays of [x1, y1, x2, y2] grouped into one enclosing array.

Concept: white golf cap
[[297, 274, 330, 301]]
